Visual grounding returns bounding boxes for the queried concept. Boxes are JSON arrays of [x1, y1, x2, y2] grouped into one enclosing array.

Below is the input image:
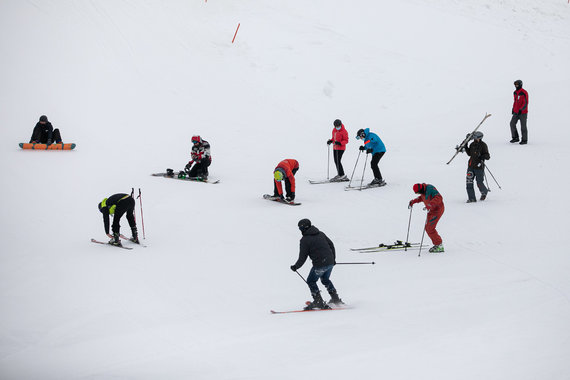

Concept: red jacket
[[512, 88, 529, 114], [274, 159, 299, 195], [331, 125, 349, 151]]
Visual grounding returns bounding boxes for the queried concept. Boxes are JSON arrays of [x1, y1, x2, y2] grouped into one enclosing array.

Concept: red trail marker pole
[[232, 23, 240, 43]]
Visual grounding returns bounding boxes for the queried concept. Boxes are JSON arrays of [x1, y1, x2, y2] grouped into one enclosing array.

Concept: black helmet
[[39, 115, 48, 122], [473, 131, 484, 140], [514, 79, 523, 87], [356, 129, 366, 139], [333, 119, 342, 127], [298, 218, 312, 232]]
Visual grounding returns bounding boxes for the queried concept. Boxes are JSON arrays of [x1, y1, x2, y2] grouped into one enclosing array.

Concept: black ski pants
[[510, 113, 528, 142], [112, 197, 136, 235], [333, 150, 345, 176], [30, 125, 62, 144], [187, 157, 211, 177], [466, 167, 488, 201], [370, 152, 385, 180]]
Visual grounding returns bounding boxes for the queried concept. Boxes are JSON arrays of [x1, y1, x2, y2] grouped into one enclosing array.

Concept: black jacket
[[293, 226, 336, 270], [29, 122, 54, 143], [465, 140, 490, 169]]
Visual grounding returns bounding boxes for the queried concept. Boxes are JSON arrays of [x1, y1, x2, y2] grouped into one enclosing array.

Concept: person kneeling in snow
[[29, 115, 63, 145], [408, 183, 445, 253], [272, 159, 299, 202], [184, 135, 211, 179], [98, 193, 139, 247], [290, 219, 344, 310]]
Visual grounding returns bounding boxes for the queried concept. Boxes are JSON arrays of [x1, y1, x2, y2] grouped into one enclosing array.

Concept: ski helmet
[[191, 135, 202, 144], [274, 168, 285, 181], [333, 119, 342, 127], [356, 129, 366, 140], [39, 115, 48, 122], [473, 131, 484, 140], [413, 183, 426, 194], [298, 218, 312, 232], [514, 79, 523, 88]]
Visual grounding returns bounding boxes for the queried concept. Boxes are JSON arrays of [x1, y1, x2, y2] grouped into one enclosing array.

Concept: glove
[[290, 265, 297, 272], [517, 110, 522, 115], [46, 139, 52, 145], [185, 162, 192, 171], [359, 145, 366, 151], [423, 206, 431, 212], [327, 139, 333, 145], [334, 141, 341, 146], [366, 148, 372, 154], [286, 192, 295, 201], [408, 200, 414, 209]]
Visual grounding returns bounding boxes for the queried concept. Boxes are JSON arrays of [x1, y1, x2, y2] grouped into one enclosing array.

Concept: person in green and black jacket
[[98, 193, 139, 246]]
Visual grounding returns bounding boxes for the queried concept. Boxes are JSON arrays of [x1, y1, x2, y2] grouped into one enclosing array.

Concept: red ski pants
[[425, 206, 444, 245]]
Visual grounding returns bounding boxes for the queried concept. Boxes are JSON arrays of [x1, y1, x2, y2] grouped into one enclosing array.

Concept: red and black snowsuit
[[510, 87, 529, 142], [330, 124, 349, 176], [409, 184, 445, 246], [273, 159, 299, 199]]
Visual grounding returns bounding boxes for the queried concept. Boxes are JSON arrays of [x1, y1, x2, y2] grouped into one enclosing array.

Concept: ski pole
[[405, 206, 413, 251], [484, 164, 502, 190], [294, 269, 308, 285], [336, 262, 375, 265], [348, 150, 362, 187], [327, 144, 330, 180], [483, 168, 491, 192], [359, 152, 368, 190], [418, 213, 428, 257], [137, 188, 146, 239]]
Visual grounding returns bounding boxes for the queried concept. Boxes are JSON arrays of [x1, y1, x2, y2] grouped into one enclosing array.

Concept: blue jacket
[[362, 128, 386, 154]]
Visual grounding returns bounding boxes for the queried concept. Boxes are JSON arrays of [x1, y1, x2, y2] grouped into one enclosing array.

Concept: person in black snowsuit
[[184, 135, 211, 179], [98, 193, 139, 246], [464, 131, 490, 202], [29, 115, 62, 145], [290, 219, 343, 310]]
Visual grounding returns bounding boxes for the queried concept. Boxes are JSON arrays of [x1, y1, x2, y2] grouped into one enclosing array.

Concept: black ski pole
[[327, 144, 330, 180], [137, 188, 146, 240], [418, 213, 428, 257], [483, 167, 491, 192], [294, 269, 308, 285], [359, 152, 368, 190], [405, 206, 413, 251], [336, 262, 375, 265], [484, 164, 502, 190], [348, 150, 362, 187]]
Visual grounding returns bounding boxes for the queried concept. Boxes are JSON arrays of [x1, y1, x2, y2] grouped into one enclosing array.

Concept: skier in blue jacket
[[356, 128, 386, 186]]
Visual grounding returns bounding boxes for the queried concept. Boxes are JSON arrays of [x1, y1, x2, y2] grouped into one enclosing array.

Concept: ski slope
[[1, 1, 569, 379]]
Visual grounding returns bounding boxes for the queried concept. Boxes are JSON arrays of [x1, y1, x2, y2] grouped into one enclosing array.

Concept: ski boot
[[109, 232, 122, 247], [466, 199, 477, 203], [369, 178, 386, 187], [328, 290, 345, 306], [166, 168, 174, 177], [330, 175, 341, 182], [178, 170, 187, 179], [304, 292, 330, 310], [338, 175, 348, 182], [480, 193, 487, 201], [130, 227, 140, 244], [429, 244, 444, 253]]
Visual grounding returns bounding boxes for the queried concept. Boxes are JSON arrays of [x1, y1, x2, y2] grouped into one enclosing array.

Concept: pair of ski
[[309, 178, 386, 191], [151, 172, 220, 184], [90, 238, 145, 250], [271, 301, 351, 314], [351, 240, 425, 252]]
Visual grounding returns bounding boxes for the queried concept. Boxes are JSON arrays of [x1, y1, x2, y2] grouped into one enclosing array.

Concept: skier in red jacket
[[510, 79, 529, 145], [273, 159, 299, 202], [408, 183, 445, 253], [327, 119, 349, 181]]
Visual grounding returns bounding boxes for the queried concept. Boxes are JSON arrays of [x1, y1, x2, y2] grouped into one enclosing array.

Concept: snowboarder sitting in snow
[[327, 119, 349, 181], [290, 219, 343, 310], [356, 128, 386, 187], [184, 135, 211, 179], [29, 115, 63, 145], [98, 193, 139, 247], [408, 183, 445, 253], [464, 131, 490, 203], [272, 159, 299, 202]]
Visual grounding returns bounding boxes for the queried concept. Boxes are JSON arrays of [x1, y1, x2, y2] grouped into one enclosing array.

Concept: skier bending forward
[[408, 183, 445, 253]]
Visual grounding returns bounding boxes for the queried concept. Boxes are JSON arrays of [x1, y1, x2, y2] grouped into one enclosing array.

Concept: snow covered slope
[[1, 1, 569, 379]]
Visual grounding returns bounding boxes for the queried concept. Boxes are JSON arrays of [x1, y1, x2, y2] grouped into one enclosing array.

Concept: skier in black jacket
[[98, 193, 139, 246], [290, 219, 343, 310], [464, 131, 490, 202]]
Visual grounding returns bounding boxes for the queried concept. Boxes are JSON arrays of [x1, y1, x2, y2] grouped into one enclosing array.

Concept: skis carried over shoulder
[[446, 113, 492, 165], [263, 194, 301, 206], [271, 302, 351, 314], [351, 240, 424, 252], [90, 238, 133, 250]]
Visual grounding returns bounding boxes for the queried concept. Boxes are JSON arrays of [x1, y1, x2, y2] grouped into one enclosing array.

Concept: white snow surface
[[1, 1, 570, 379]]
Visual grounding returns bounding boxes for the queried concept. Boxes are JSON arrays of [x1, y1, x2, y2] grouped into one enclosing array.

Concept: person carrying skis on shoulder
[[272, 159, 299, 202], [29, 115, 63, 145], [464, 131, 490, 202], [98, 193, 139, 247], [327, 119, 349, 181], [290, 219, 344, 310], [408, 183, 445, 253], [356, 128, 386, 186], [184, 135, 211, 180]]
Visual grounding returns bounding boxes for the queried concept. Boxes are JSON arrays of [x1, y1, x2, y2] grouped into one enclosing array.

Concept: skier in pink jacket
[[327, 119, 349, 181]]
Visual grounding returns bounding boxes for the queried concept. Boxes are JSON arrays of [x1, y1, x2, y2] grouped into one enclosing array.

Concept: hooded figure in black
[[290, 219, 343, 310], [29, 115, 62, 145], [464, 131, 490, 202], [98, 193, 139, 246]]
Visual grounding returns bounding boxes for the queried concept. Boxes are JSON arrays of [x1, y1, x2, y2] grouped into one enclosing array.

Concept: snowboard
[[263, 194, 301, 206], [151, 172, 220, 184], [20, 142, 76, 150]]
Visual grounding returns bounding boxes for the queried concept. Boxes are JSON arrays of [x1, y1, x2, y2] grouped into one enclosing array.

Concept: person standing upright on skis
[[356, 128, 386, 187], [327, 119, 349, 181], [465, 131, 490, 203], [290, 219, 343, 310], [408, 183, 445, 253], [98, 193, 139, 247], [272, 159, 299, 202]]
